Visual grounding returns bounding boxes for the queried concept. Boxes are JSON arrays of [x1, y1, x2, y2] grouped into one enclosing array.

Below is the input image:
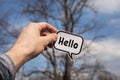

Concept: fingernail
[[53, 33, 58, 41]]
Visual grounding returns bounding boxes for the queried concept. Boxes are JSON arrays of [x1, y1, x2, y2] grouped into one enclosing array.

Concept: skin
[[5, 22, 58, 71]]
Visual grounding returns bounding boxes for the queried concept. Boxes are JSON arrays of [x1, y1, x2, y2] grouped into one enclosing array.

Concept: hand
[[5, 22, 58, 71]]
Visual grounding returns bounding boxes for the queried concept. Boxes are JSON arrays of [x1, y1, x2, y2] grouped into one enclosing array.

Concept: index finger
[[37, 22, 58, 33]]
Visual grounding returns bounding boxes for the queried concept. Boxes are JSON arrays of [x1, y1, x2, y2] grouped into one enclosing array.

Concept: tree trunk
[[63, 54, 72, 80]]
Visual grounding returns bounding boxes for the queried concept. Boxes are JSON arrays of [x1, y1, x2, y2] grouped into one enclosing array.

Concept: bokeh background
[[0, 0, 120, 80]]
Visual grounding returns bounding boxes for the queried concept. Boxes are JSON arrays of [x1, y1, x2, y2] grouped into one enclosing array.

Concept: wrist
[[5, 45, 29, 71]]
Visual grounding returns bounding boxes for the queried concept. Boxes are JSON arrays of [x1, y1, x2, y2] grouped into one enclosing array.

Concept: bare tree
[[0, 0, 115, 80], [21, 0, 106, 80]]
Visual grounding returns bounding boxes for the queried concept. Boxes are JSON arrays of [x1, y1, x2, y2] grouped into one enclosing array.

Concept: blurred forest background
[[0, 0, 120, 80]]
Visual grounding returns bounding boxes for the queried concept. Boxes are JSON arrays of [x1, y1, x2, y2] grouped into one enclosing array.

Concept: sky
[[87, 0, 120, 75], [0, 0, 120, 76]]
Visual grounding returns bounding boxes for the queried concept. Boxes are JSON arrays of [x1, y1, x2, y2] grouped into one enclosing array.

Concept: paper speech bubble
[[54, 31, 84, 60]]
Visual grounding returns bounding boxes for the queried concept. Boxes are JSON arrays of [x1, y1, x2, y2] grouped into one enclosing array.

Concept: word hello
[[58, 37, 78, 49]]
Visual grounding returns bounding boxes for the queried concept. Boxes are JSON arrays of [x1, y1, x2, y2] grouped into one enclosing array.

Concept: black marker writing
[[58, 37, 78, 49]]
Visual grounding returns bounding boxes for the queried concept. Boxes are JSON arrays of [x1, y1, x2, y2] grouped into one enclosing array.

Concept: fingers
[[40, 30, 50, 36], [41, 33, 58, 47], [28, 22, 58, 49], [37, 22, 58, 33]]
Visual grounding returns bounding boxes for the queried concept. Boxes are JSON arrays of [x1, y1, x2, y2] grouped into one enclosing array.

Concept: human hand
[[6, 22, 58, 70]]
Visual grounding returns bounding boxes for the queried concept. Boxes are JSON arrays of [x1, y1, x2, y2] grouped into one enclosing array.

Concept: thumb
[[42, 33, 58, 46]]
